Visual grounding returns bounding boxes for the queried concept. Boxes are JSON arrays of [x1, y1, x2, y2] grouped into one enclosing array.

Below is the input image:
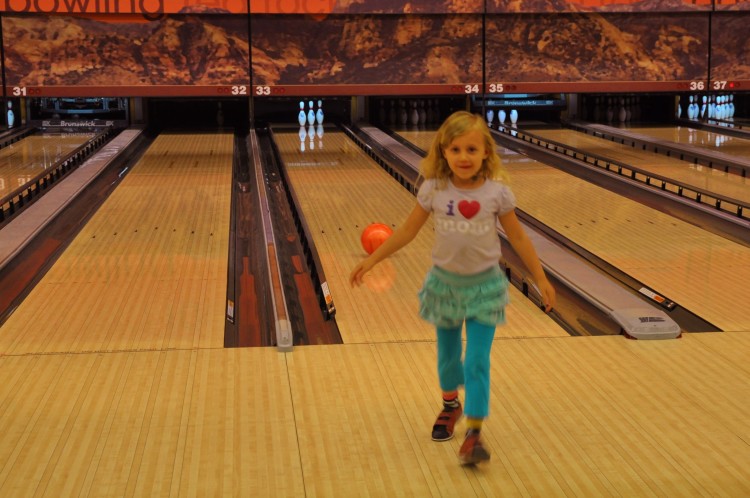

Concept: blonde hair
[[420, 110, 509, 186]]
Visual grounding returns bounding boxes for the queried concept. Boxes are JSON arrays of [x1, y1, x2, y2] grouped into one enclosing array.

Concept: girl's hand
[[536, 277, 556, 313], [349, 259, 375, 287]]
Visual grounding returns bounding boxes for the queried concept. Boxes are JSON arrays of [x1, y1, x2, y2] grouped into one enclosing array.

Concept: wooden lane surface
[[0, 132, 233, 354], [1, 333, 748, 496], [0, 128, 746, 497], [397, 130, 433, 152], [626, 124, 750, 161], [0, 133, 94, 197], [273, 129, 567, 343], [532, 128, 750, 203], [399, 130, 750, 332], [0, 347, 304, 497]]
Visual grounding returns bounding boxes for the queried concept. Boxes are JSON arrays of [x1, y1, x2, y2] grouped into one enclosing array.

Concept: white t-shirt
[[417, 178, 516, 275]]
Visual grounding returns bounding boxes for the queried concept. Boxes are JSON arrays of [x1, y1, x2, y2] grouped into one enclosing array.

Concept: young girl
[[349, 110, 555, 465]]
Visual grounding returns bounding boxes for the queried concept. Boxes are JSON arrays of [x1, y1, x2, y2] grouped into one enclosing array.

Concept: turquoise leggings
[[437, 319, 496, 419]]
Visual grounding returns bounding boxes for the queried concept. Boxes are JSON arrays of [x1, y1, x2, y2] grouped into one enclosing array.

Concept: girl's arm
[[349, 203, 430, 286], [498, 209, 556, 312]]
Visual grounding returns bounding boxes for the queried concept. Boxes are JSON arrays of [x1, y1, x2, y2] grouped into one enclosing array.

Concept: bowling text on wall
[[0, 0, 253, 17], [0, 0, 336, 16]]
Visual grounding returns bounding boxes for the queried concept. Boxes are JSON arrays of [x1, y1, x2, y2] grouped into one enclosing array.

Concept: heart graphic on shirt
[[458, 200, 480, 219]]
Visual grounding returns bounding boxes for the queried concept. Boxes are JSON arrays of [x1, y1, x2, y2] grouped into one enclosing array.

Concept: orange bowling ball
[[361, 223, 393, 255]]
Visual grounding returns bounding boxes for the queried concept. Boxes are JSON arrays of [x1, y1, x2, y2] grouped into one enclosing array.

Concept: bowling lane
[[0, 132, 95, 198], [531, 128, 750, 203], [0, 132, 234, 355], [398, 130, 750, 332], [622, 124, 750, 161], [396, 130, 433, 152], [273, 128, 567, 344]]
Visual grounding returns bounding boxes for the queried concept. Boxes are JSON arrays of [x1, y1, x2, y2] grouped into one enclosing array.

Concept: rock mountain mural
[[251, 15, 482, 86], [486, 13, 709, 83], [3, 14, 249, 86], [711, 13, 750, 79], [4, 7, 745, 89]]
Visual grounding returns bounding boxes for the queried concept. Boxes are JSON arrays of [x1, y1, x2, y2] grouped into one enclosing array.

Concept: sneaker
[[459, 430, 490, 465], [431, 402, 462, 441]]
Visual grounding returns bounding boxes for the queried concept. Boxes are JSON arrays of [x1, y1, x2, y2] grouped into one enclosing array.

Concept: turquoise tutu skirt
[[418, 265, 509, 328]]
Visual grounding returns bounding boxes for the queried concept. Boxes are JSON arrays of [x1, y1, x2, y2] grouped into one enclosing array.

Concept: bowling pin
[[486, 108, 495, 127], [625, 97, 631, 121], [409, 101, 419, 126], [307, 101, 315, 126], [510, 109, 518, 124], [6, 102, 14, 128], [715, 96, 722, 120], [316, 100, 324, 125], [693, 95, 701, 119], [498, 109, 506, 124], [718, 95, 724, 120], [298, 101, 307, 126]]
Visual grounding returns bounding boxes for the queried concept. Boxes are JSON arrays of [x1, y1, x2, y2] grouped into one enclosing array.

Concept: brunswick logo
[[638, 316, 666, 323]]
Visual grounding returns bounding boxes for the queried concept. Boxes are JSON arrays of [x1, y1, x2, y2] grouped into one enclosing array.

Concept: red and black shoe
[[431, 402, 462, 441], [459, 429, 491, 465]]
